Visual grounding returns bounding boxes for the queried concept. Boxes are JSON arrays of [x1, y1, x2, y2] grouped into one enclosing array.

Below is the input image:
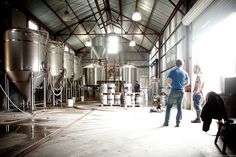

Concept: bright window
[[192, 13, 236, 94], [64, 46, 69, 52], [107, 36, 119, 54]]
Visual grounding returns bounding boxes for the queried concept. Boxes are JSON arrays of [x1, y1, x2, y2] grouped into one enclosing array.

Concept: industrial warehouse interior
[[0, 0, 236, 156]]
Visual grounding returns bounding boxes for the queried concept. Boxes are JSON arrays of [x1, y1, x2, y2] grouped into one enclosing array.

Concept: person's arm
[[193, 75, 203, 94], [184, 79, 190, 86], [167, 77, 172, 87], [184, 72, 190, 86]]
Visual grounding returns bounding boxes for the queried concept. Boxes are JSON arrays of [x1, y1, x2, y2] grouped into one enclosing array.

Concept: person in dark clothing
[[134, 80, 140, 92], [201, 91, 228, 132]]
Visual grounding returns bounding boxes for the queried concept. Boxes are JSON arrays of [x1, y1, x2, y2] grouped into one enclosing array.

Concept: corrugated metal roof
[[8, 0, 184, 62]]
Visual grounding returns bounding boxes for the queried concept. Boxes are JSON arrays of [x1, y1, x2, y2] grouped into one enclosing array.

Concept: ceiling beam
[[111, 9, 160, 35], [87, 0, 103, 33], [119, 0, 123, 36], [169, 0, 185, 15], [55, 9, 104, 35], [65, 0, 87, 32], [58, 32, 157, 36], [42, 0, 85, 47], [160, 0, 184, 34], [94, 0, 107, 34], [105, 0, 114, 33], [138, 0, 158, 52], [135, 23, 159, 50]]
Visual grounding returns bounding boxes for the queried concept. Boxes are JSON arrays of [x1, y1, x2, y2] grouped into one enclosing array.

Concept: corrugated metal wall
[[149, 9, 186, 91]]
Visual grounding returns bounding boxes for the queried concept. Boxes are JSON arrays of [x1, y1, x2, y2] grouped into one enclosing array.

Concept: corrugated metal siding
[[149, 0, 175, 32]]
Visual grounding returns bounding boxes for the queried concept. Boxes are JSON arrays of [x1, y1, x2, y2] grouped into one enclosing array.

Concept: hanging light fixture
[[132, 11, 141, 21], [85, 40, 91, 47], [62, 5, 72, 22], [129, 40, 136, 47]]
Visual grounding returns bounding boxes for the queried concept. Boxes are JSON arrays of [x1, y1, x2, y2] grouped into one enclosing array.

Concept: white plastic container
[[68, 99, 73, 107]]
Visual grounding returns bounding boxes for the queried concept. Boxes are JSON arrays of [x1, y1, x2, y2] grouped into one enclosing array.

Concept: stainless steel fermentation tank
[[83, 67, 106, 85], [91, 36, 107, 59], [47, 41, 64, 77], [64, 51, 74, 79], [74, 56, 82, 80], [73, 56, 82, 101], [4, 28, 48, 110], [120, 66, 138, 86], [47, 41, 64, 106], [63, 51, 74, 101]]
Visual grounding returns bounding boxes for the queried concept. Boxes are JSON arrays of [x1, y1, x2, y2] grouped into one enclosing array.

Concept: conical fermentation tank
[[91, 36, 107, 58], [4, 28, 48, 101], [63, 51, 74, 79], [74, 56, 82, 80]]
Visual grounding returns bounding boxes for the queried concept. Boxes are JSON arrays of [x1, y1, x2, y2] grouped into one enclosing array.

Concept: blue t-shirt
[[167, 68, 189, 91]]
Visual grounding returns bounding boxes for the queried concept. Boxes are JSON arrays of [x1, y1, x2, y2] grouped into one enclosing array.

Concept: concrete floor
[[0, 103, 235, 157]]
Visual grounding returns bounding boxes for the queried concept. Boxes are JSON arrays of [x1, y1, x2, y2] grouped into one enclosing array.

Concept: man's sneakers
[[163, 122, 169, 126], [191, 118, 201, 123], [163, 122, 180, 127]]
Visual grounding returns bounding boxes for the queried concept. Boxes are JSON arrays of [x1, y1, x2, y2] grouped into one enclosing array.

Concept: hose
[[0, 85, 31, 115]]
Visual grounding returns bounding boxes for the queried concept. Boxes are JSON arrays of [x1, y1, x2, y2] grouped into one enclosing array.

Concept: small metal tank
[[4, 28, 48, 101], [64, 50, 74, 79], [120, 65, 138, 86], [83, 66, 105, 85]]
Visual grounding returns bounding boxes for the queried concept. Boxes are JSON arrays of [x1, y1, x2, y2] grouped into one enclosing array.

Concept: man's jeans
[[193, 94, 202, 111], [164, 90, 184, 124]]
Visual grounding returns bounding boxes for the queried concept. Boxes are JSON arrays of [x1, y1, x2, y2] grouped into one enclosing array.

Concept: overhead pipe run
[[182, 0, 215, 25]]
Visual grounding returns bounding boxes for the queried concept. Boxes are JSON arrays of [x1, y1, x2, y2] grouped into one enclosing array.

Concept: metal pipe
[[53, 77, 55, 107], [44, 77, 46, 109], [31, 72, 34, 111], [4, 73, 9, 111]]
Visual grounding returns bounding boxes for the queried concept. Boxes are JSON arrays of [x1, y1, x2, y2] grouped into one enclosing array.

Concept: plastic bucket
[[68, 99, 73, 107]]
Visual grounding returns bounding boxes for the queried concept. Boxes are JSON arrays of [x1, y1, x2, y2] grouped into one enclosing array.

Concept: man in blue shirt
[[163, 59, 190, 127]]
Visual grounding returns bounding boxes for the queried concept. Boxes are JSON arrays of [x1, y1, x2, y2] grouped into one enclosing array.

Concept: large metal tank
[[47, 41, 64, 77], [120, 65, 138, 86], [4, 28, 48, 101], [83, 66, 105, 85], [91, 36, 107, 58], [47, 41, 64, 100], [64, 51, 74, 79], [74, 56, 82, 80]]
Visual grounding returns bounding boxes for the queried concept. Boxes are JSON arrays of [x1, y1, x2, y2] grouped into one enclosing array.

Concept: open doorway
[[192, 12, 236, 95]]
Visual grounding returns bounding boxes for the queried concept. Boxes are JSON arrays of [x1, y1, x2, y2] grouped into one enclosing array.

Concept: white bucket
[[101, 95, 107, 105], [101, 83, 108, 93], [131, 93, 135, 105], [124, 83, 132, 94], [107, 95, 114, 105], [68, 99, 73, 107], [114, 94, 121, 105], [81, 96, 84, 102], [124, 95, 132, 106], [135, 94, 143, 105], [108, 83, 116, 93]]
